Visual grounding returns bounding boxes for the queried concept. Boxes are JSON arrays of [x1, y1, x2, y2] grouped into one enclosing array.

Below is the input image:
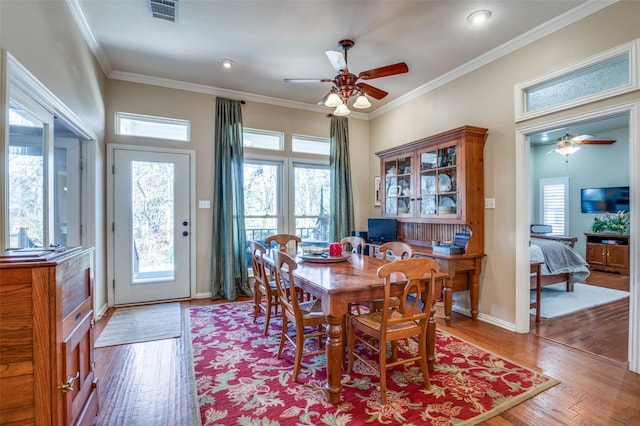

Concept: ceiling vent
[[148, 0, 178, 23]]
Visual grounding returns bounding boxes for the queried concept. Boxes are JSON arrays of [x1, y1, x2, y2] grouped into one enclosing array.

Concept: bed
[[530, 235, 590, 292]]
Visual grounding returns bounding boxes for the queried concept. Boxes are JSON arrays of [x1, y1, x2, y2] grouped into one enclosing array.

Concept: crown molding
[[65, 0, 112, 76], [68, 0, 615, 121], [108, 70, 368, 119], [369, 0, 618, 119]]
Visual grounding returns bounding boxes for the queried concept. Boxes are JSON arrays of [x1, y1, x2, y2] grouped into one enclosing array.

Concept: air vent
[[149, 0, 178, 23]]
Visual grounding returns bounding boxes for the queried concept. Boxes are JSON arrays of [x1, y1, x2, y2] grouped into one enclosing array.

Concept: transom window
[[115, 112, 190, 141]]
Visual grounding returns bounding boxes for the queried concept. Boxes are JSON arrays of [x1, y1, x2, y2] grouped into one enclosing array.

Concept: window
[[8, 90, 85, 249], [242, 129, 331, 263], [292, 134, 330, 155], [243, 128, 283, 151], [243, 160, 281, 242], [115, 112, 190, 141], [293, 163, 330, 241], [539, 177, 569, 236], [515, 40, 639, 121]]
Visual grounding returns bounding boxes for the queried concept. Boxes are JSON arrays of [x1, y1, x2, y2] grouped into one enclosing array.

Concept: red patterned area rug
[[188, 302, 558, 425]]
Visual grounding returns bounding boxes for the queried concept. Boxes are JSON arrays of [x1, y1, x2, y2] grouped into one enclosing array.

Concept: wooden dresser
[[0, 247, 98, 425]]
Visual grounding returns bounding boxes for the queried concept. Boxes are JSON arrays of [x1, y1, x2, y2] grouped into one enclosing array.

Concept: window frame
[[115, 112, 191, 142], [539, 177, 569, 236], [515, 39, 639, 122]]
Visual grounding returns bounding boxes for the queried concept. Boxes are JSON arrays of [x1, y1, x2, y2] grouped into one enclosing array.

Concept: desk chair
[[348, 257, 440, 404]]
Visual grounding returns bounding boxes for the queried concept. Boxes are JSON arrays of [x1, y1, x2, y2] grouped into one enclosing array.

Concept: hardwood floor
[[530, 270, 630, 364], [93, 295, 640, 425]]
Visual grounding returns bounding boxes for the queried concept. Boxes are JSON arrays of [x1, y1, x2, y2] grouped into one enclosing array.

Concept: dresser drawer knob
[[61, 371, 80, 393]]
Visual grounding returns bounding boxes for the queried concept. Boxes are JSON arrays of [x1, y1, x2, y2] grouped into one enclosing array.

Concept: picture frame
[[374, 176, 381, 206]]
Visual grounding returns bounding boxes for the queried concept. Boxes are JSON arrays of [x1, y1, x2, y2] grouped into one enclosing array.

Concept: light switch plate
[[485, 198, 496, 209], [198, 200, 211, 209]]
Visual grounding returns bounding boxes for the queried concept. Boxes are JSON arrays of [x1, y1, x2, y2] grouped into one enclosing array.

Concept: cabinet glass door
[[383, 156, 412, 216], [418, 144, 459, 218]]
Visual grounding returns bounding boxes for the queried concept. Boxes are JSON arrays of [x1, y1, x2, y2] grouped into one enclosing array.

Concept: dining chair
[[271, 250, 328, 382], [249, 240, 280, 336], [378, 241, 414, 261], [341, 236, 366, 254], [347, 257, 440, 405], [355, 240, 414, 315], [265, 233, 302, 252]]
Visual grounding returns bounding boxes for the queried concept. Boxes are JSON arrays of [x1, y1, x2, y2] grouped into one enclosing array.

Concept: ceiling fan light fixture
[[467, 10, 491, 24], [353, 94, 371, 109], [555, 145, 580, 156], [333, 103, 351, 116], [324, 92, 343, 108]]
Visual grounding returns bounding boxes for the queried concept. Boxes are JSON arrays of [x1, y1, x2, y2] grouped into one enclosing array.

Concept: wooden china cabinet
[[376, 125, 488, 325], [0, 247, 98, 425]]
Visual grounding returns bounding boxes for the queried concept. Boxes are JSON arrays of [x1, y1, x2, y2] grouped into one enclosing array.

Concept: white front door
[[112, 148, 192, 305]]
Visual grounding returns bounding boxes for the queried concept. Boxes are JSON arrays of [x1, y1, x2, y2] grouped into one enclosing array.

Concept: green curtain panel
[[211, 98, 251, 300], [329, 115, 355, 242]]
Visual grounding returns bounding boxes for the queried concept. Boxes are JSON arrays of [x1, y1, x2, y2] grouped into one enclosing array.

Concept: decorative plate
[[300, 254, 350, 263], [438, 174, 452, 192]]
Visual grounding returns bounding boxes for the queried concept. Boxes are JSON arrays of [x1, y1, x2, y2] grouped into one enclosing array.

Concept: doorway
[[515, 103, 639, 373], [109, 145, 195, 305]]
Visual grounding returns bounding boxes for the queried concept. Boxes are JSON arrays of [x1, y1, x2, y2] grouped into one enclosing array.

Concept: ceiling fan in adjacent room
[[548, 130, 616, 157], [284, 39, 408, 116]]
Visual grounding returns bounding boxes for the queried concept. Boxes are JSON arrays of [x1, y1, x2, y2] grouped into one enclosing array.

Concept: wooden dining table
[[265, 251, 447, 404]]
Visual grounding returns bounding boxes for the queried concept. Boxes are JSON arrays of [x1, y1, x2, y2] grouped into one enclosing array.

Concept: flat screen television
[[580, 186, 630, 213], [367, 218, 398, 243]]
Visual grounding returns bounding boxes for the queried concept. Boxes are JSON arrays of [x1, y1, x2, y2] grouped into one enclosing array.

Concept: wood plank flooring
[[530, 270, 630, 364], [93, 294, 640, 425]]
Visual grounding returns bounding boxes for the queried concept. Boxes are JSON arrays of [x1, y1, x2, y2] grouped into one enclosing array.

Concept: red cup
[[329, 243, 342, 257]]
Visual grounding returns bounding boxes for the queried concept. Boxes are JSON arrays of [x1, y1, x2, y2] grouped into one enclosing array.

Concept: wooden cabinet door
[[381, 154, 413, 217], [607, 245, 629, 269], [585, 243, 606, 266]]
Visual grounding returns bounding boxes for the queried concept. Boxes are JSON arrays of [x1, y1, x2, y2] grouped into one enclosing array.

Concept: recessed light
[[467, 10, 491, 24], [219, 58, 235, 69]]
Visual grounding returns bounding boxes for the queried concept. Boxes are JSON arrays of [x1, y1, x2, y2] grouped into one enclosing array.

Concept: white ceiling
[[73, 0, 613, 117]]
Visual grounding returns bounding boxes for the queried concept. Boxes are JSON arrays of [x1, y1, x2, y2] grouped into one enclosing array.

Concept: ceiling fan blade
[[358, 62, 409, 80], [358, 82, 388, 100], [283, 78, 333, 83], [578, 139, 616, 145], [571, 133, 594, 141], [325, 50, 347, 72]]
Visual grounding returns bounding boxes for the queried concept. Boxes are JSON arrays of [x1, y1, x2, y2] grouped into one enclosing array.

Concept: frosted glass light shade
[[353, 95, 371, 109], [333, 104, 350, 116], [555, 145, 580, 156], [325, 93, 343, 108]]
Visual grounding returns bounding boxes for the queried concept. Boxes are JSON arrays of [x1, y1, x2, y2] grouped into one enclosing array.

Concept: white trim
[[106, 144, 196, 307], [514, 39, 639, 122], [516, 102, 640, 373], [65, 0, 112, 76]]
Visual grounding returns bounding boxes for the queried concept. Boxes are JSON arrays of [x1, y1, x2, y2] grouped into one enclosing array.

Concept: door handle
[[183, 231, 189, 236], [183, 221, 189, 226]]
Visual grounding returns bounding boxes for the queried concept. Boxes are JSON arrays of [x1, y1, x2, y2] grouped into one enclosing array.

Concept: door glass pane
[[8, 105, 45, 248], [294, 165, 329, 242], [132, 160, 175, 282]]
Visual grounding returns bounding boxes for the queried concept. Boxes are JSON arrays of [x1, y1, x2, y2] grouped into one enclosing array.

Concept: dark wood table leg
[[325, 315, 344, 404]]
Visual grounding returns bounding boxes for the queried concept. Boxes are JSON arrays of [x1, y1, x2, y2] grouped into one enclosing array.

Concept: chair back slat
[[378, 241, 414, 261], [265, 234, 301, 252], [341, 236, 366, 254]]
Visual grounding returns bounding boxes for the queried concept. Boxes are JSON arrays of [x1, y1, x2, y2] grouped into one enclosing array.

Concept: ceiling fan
[[546, 130, 616, 157], [284, 39, 408, 116]]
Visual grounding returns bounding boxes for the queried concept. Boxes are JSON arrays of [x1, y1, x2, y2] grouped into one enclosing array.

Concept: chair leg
[[263, 298, 273, 336], [419, 334, 431, 390], [347, 319, 355, 373], [379, 345, 388, 405], [293, 327, 305, 382], [277, 316, 287, 359]]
